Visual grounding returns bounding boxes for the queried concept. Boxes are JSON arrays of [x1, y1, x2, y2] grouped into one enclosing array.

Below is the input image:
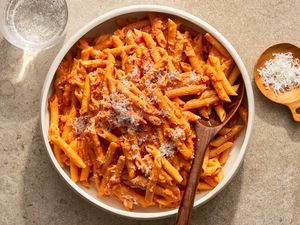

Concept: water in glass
[[0, 0, 68, 50]]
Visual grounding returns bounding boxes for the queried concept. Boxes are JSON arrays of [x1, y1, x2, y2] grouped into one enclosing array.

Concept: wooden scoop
[[254, 43, 300, 122], [175, 82, 245, 225]]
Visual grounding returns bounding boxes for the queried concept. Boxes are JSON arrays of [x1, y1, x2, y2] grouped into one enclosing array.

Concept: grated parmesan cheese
[[131, 144, 139, 151], [130, 144, 140, 159], [131, 65, 139, 77], [110, 93, 140, 128], [258, 52, 300, 94], [127, 54, 137, 64], [73, 115, 91, 135], [123, 195, 138, 205], [137, 155, 153, 177], [166, 70, 180, 81], [125, 64, 139, 82], [120, 79, 130, 88], [188, 71, 198, 82], [174, 127, 185, 140], [144, 78, 152, 87], [158, 142, 176, 157], [143, 62, 153, 73]]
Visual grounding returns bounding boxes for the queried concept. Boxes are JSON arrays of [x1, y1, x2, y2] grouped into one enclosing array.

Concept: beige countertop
[[0, 0, 299, 225]]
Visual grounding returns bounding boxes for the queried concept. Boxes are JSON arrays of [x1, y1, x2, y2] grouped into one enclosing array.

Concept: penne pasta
[[228, 65, 240, 85], [218, 127, 232, 136], [121, 139, 136, 178], [204, 33, 231, 59], [216, 170, 225, 182], [69, 139, 79, 182], [210, 125, 244, 147], [214, 104, 226, 122], [49, 95, 64, 167], [110, 155, 126, 186], [184, 38, 203, 73], [209, 55, 237, 96], [80, 166, 91, 188], [219, 149, 230, 165], [123, 19, 150, 31], [184, 95, 220, 110], [96, 128, 119, 143], [166, 85, 206, 99], [182, 110, 200, 122], [90, 129, 105, 164], [145, 157, 162, 203], [79, 74, 91, 115], [209, 141, 233, 158], [154, 88, 180, 125], [197, 182, 213, 191], [180, 62, 193, 72], [100, 142, 119, 173], [48, 15, 247, 210], [167, 19, 177, 54], [50, 135, 86, 168], [81, 59, 106, 68], [142, 31, 161, 63], [201, 176, 218, 188], [145, 145, 183, 184]]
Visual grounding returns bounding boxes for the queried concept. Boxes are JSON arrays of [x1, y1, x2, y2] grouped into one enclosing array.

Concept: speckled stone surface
[[0, 1, 299, 225]]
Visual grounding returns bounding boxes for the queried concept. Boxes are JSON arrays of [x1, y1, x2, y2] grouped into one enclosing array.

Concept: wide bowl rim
[[40, 4, 255, 220]]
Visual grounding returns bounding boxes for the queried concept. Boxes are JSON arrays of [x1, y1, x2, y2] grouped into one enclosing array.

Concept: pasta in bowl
[[41, 5, 254, 219]]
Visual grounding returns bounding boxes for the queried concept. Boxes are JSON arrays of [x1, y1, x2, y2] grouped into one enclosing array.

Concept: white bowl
[[40, 5, 254, 220]]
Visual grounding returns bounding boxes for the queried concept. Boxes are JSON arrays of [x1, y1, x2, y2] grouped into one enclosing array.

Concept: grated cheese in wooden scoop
[[258, 52, 300, 94]]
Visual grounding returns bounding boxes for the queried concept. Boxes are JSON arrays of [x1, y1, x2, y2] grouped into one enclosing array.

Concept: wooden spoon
[[254, 43, 300, 122], [175, 83, 245, 225]]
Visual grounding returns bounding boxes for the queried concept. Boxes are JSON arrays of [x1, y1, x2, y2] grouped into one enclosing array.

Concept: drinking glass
[[0, 0, 68, 50]]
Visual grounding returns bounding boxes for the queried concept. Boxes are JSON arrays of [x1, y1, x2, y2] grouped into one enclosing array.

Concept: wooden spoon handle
[[287, 100, 300, 122], [175, 126, 216, 225]]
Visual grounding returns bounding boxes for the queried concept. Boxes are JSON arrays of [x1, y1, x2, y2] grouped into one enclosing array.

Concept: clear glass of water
[[0, 0, 68, 50]]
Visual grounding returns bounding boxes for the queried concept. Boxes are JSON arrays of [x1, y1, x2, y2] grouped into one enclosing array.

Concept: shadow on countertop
[[0, 37, 65, 124], [21, 121, 243, 225], [253, 80, 300, 143]]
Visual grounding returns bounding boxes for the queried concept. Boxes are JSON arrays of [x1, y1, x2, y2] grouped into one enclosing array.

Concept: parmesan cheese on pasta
[[188, 71, 197, 82], [159, 142, 176, 157]]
